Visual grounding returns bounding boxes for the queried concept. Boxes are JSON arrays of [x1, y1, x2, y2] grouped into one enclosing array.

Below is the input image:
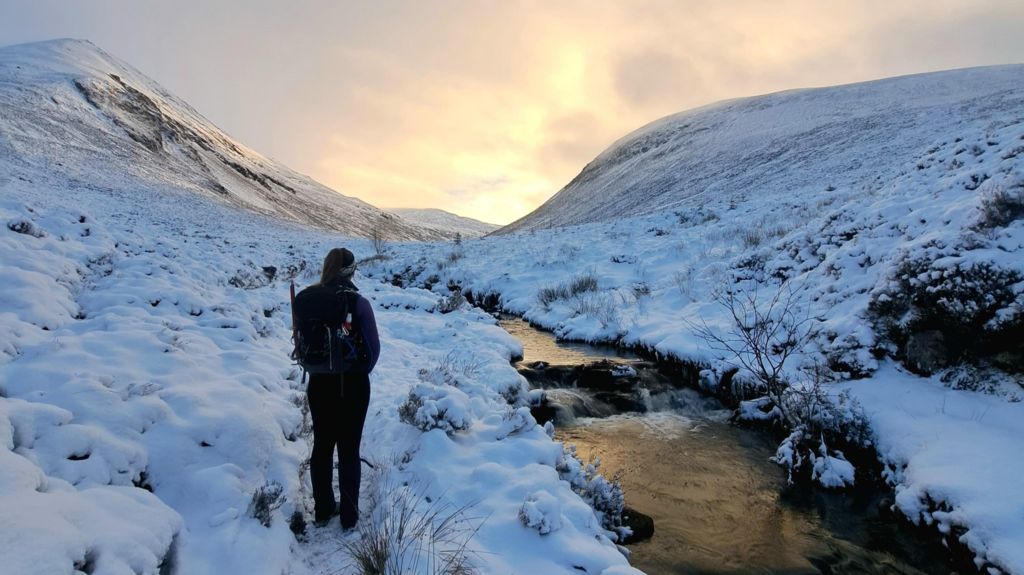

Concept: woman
[[306, 247, 380, 529]]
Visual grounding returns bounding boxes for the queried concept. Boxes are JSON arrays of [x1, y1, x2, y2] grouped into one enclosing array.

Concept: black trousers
[[307, 371, 370, 528]]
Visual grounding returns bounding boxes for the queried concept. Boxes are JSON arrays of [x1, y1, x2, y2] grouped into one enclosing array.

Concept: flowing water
[[500, 318, 952, 575]]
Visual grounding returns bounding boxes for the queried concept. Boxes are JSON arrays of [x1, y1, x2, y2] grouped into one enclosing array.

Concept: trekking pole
[[290, 280, 305, 383], [290, 280, 297, 334]]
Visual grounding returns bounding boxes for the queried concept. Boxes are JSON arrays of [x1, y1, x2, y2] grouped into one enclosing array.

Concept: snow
[[500, 64, 1024, 233], [0, 38, 446, 241], [847, 364, 1024, 572], [810, 439, 855, 489], [365, 65, 1024, 573], [392, 207, 499, 238], [4, 36, 1024, 574], [0, 174, 639, 573], [0, 39, 638, 572]]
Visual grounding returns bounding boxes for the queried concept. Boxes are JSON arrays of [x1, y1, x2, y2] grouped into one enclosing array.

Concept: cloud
[[2, 1, 1024, 224]]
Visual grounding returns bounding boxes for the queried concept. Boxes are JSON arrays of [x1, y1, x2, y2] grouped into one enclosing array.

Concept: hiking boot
[[313, 504, 339, 526]]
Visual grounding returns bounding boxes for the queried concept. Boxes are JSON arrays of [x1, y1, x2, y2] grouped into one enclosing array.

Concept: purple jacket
[[354, 295, 380, 374]]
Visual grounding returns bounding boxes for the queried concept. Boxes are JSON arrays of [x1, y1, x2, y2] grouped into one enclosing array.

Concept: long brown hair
[[318, 247, 355, 285]]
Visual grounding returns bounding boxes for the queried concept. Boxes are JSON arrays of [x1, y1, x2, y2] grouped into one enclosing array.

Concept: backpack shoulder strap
[[334, 288, 360, 309]]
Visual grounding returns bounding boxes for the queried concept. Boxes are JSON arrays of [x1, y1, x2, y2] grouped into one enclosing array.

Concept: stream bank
[[500, 317, 962, 574]]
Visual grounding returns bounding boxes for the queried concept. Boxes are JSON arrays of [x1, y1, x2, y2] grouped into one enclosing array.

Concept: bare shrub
[[569, 274, 598, 294], [537, 284, 570, 307], [692, 282, 816, 424], [359, 254, 391, 266], [694, 284, 873, 484], [428, 350, 484, 381], [371, 215, 394, 257], [342, 467, 481, 575]]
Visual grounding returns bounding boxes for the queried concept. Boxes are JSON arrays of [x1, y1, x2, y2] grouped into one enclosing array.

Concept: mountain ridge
[[0, 38, 445, 241], [498, 63, 1024, 233]]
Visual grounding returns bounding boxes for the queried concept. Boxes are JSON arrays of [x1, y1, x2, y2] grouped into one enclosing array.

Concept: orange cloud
[[157, 0, 1024, 225]]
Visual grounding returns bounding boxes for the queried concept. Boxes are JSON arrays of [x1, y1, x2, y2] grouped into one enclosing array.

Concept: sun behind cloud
[[184, 0, 1024, 225]]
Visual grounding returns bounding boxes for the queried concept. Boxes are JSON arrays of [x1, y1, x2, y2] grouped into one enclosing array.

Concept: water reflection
[[559, 414, 940, 574], [500, 318, 950, 574], [499, 317, 638, 365]]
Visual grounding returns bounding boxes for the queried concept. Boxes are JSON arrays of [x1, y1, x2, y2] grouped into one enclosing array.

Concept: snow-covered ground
[[4, 34, 1023, 575], [368, 102, 1024, 572], [0, 173, 642, 573]]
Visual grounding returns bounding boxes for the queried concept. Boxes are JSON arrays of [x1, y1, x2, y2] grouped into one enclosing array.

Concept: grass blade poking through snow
[[339, 464, 484, 575]]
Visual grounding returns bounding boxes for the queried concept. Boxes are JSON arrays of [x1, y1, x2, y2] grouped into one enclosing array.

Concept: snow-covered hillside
[[393, 208, 499, 238], [500, 65, 1024, 233], [369, 70, 1024, 573], [0, 39, 445, 241]]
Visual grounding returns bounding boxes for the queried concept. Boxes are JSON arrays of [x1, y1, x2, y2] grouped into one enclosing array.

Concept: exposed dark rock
[[620, 506, 654, 544], [529, 401, 559, 426], [464, 290, 502, 313], [904, 330, 948, 375], [520, 359, 679, 423]]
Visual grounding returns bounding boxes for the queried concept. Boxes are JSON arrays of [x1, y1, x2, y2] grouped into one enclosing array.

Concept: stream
[[500, 318, 953, 575]]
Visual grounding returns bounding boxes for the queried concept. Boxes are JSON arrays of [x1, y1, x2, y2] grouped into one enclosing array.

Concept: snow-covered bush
[[7, 218, 46, 238], [975, 179, 1024, 230], [518, 490, 563, 535], [810, 438, 856, 488], [556, 445, 627, 539], [494, 406, 535, 440], [398, 384, 472, 435], [767, 378, 871, 487], [436, 290, 467, 314], [247, 480, 285, 528], [773, 428, 855, 488], [869, 256, 1023, 374]]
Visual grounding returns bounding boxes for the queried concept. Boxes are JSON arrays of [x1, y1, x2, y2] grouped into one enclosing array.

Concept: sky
[[2, 1, 1023, 224]]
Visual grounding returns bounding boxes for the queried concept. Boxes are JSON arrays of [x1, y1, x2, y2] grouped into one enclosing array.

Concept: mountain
[[0, 38, 444, 240], [392, 208, 499, 238], [499, 65, 1024, 233]]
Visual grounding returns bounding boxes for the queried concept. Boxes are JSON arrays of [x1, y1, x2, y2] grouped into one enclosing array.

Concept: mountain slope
[[392, 207, 499, 238], [0, 38, 443, 240], [500, 65, 1024, 233]]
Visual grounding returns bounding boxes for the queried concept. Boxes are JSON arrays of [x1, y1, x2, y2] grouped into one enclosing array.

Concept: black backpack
[[291, 284, 365, 375]]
